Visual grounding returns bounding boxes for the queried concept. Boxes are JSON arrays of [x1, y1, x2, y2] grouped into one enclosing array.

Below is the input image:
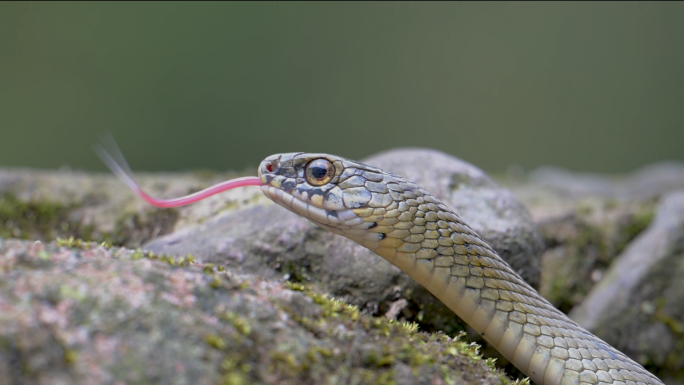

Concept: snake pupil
[[311, 166, 327, 179]]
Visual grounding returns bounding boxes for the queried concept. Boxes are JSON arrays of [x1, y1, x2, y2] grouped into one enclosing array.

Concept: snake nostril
[[265, 161, 279, 173]]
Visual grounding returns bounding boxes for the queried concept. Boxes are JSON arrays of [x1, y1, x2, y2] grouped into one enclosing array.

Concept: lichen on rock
[[0, 238, 515, 385]]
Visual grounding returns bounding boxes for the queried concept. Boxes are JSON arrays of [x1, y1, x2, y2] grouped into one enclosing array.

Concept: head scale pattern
[[258, 152, 462, 252]]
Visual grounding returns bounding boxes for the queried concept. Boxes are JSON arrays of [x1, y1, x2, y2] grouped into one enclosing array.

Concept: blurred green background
[[0, 2, 682, 174]]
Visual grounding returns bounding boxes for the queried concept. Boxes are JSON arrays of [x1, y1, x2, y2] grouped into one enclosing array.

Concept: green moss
[[52, 240, 202, 275], [56, 236, 86, 248], [221, 372, 250, 385], [101, 208, 179, 248], [272, 284, 514, 383], [655, 298, 684, 336], [206, 333, 227, 350], [509, 378, 531, 385], [0, 192, 77, 241], [543, 203, 657, 314], [0, 192, 182, 250], [40, 235, 514, 384], [209, 276, 223, 289], [59, 285, 86, 302], [286, 282, 306, 291], [280, 260, 314, 283], [64, 349, 79, 365], [130, 248, 144, 260], [617, 209, 655, 251], [232, 317, 251, 336], [194, 273, 514, 383]]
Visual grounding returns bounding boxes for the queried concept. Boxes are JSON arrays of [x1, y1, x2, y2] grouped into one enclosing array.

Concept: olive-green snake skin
[[257, 152, 663, 385]]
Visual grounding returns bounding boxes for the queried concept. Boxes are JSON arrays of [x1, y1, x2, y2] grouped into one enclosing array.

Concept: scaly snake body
[[257, 152, 663, 385]]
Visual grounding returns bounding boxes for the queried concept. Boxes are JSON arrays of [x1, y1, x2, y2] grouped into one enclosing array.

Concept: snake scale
[[256, 152, 663, 385]]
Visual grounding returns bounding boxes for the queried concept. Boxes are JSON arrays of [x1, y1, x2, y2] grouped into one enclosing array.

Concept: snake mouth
[[260, 185, 364, 228]]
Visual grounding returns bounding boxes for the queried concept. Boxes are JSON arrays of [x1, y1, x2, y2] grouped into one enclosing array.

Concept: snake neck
[[341, 200, 662, 385]]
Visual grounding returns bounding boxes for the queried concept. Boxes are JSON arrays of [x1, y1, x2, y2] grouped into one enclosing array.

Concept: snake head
[[258, 152, 433, 250]]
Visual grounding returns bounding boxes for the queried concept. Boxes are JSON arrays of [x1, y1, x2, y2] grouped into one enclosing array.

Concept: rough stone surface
[[503, 162, 684, 314], [510, 161, 684, 222], [502, 163, 684, 384], [534, 199, 656, 313], [0, 238, 510, 385], [569, 191, 684, 384], [0, 167, 262, 247]]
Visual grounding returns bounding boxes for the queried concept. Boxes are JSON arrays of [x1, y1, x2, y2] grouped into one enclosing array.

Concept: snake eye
[[305, 159, 335, 186]]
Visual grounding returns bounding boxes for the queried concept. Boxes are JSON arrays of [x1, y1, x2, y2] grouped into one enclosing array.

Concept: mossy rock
[[0, 238, 519, 385]]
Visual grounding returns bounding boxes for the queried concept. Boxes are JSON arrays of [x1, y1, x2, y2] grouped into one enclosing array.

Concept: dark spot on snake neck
[[368, 222, 377, 229], [379, 233, 386, 240], [326, 210, 338, 218]]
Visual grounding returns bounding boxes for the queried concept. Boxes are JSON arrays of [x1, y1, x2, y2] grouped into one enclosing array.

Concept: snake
[[96, 144, 664, 385]]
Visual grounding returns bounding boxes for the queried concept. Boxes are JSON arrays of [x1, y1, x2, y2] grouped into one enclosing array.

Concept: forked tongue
[[95, 135, 263, 208]]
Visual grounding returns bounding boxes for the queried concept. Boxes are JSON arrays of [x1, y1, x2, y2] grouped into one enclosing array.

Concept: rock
[[533, 200, 656, 313], [569, 191, 684, 383], [0, 167, 262, 248], [0, 238, 510, 385], [509, 161, 684, 223], [505, 163, 684, 313], [499, 164, 684, 379], [528, 162, 684, 201], [144, 148, 544, 334]]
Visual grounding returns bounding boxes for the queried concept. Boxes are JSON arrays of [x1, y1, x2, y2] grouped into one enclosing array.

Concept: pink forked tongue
[[95, 135, 264, 208], [127, 176, 263, 208]]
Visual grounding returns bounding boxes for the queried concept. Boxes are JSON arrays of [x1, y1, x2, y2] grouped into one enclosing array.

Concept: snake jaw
[[260, 184, 360, 227], [260, 185, 366, 239]]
